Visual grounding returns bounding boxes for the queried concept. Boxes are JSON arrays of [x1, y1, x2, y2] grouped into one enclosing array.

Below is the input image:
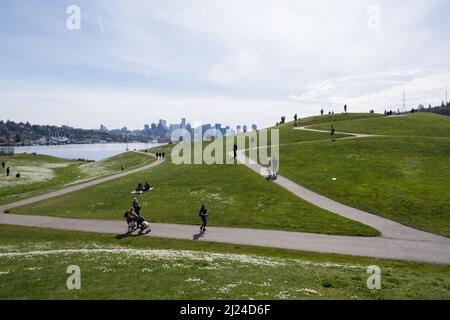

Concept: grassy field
[[79, 151, 154, 178], [278, 136, 450, 237], [0, 225, 448, 300], [0, 151, 154, 205], [7, 112, 450, 236], [246, 113, 450, 237], [291, 112, 383, 127], [10, 143, 377, 236], [310, 112, 450, 137]]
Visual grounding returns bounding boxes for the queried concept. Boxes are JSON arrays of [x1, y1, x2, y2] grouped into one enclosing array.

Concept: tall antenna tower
[[446, 86, 448, 104]]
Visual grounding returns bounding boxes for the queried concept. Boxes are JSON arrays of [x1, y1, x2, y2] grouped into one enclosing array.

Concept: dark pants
[[136, 216, 143, 227], [200, 215, 207, 231]]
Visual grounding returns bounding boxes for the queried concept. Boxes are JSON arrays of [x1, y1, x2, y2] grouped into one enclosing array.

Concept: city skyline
[[97, 117, 258, 134]]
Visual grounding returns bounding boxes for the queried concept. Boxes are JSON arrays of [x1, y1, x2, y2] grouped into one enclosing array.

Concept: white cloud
[[0, 0, 449, 127], [288, 70, 450, 111]]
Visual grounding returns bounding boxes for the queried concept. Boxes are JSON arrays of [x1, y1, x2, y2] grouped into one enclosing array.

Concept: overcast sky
[[1, 0, 449, 129]]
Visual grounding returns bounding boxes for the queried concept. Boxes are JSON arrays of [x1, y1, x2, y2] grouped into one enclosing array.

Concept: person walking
[[330, 125, 336, 142], [199, 204, 208, 233], [162, 152, 165, 160], [1, 161, 5, 170], [6, 167, 10, 177], [233, 143, 238, 160], [272, 156, 279, 178], [132, 198, 142, 217], [294, 113, 298, 127], [320, 109, 324, 116], [132, 198, 143, 228], [266, 159, 272, 179]]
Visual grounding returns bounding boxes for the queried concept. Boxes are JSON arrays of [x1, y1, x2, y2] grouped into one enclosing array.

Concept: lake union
[[14, 142, 163, 161]]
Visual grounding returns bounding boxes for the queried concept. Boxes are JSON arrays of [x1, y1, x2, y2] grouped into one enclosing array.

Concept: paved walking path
[[0, 213, 448, 264], [1, 147, 449, 264], [294, 126, 379, 138]]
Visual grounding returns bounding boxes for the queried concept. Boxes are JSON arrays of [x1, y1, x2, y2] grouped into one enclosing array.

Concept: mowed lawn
[[310, 112, 450, 137], [0, 154, 83, 205], [295, 112, 383, 127], [9, 144, 377, 236], [0, 225, 448, 300], [0, 151, 154, 205], [278, 134, 450, 237]]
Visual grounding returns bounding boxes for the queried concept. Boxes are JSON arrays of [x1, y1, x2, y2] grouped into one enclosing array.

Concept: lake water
[[14, 143, 164, 161]]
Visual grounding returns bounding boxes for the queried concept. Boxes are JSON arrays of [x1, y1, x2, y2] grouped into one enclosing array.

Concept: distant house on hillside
[[0, 146, 14, 155]]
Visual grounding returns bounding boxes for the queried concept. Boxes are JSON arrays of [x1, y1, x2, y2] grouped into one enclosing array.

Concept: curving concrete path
[[1, 147, 450, 264], [294, 125, 380, 138]]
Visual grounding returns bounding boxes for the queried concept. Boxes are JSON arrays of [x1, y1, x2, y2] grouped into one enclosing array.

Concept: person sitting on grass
[[144, 182, 150, 192], [136, 183, 144, 193]]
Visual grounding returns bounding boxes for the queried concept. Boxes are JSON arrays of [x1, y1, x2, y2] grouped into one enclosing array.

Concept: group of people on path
[[320, 104, 348, 116], [123, 198, 209, 235], [277, 105, 349, 127], [155, 152, 165, 160], [123, 198, 149, 233]]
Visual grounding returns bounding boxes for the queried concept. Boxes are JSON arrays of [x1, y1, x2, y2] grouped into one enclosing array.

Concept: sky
[[1, 0, 450, 130]]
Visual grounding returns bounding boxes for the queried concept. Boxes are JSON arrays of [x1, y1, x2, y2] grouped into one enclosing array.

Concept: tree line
[[0, 120, 134, 145]]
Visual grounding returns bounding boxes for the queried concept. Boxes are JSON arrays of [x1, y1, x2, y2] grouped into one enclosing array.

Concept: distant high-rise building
[[186, 123, 193, 138], [224, 126, 231, 136], [181, 118, 186, 129], [159, 119, 167, 130], [169, 123, 179, 132]]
